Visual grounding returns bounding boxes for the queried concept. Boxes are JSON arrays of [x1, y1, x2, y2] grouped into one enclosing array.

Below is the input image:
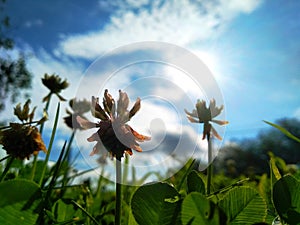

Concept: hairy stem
[[206, 137, 213, 195], [115, 156, 122, 225]]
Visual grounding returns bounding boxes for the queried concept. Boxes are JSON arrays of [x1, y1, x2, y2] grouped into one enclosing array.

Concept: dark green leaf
[[131, 182, 181, 225], [181, 192, 226, 225], [219, 186, 267, 225], [187, 170, 206, 194], [273, 175, 300, 225], [0, 179, 42, 225]]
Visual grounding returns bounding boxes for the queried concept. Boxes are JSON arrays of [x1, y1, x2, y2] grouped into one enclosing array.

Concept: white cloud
[[221, 0, 262, 14], [130, 98, 180, 135], [58, 0, 263, 59], [1, 0, 248, 178], [293, 107, 300, 119]]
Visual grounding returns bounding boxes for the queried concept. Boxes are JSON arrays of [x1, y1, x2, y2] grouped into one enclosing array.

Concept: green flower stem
[[30, 94, 52, 181], [61, 129, 76, 186], [122, 154, 129, 184], [95, 166, 105, 199], [206, 137, 213, 195], [0, 156, 14, 182], [39, 93, 52, 134], [115, 156, 122, 225], [39, 102, 60, 186], [30, 154, 38, 181], [64, 129, 76, 163]]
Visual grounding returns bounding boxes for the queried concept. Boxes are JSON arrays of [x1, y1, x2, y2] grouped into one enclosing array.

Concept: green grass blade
[[39, 102, 60, 186], [264, 120, 300, 143], [71, 200, 100, 225]]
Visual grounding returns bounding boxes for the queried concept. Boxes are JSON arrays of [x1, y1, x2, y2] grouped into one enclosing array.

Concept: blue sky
[[1, 0, 300, 178]]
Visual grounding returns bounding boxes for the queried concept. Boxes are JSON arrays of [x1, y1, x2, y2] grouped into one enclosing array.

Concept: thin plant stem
[[0, 155, 10, 163], [71, 200, 100, 225], [30, 94, 52, 181], [39, 102, 60, 186], [63, 129, 76, 163], [206, 137, 213, 195], [207, 178, 250, 198], [0, 156, 14, 182], [39, 94, 52, 134], [0, 120, 41, 130], [37, 141, 67, 224], [122, 154, 130, 202], [95, 166, 105, 199], [68, 167, 99, 181], [61, 129, 76, 186], [30, 154, 38, 181], [122, 154, 129, 184], [115, 156, 122, 225], [69, 149, 81, 167]]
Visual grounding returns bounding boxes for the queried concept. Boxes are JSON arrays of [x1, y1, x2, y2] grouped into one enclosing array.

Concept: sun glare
[[193, 50, 220, 77]]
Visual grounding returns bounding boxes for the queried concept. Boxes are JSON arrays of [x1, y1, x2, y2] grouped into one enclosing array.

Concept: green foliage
[[273, 175, 300, 225], [181, 192, 226, 225], [215, 118, 300, 177], [0, 76, 300, 224], [131, 182, 181, 225], [187, 170, 206, 194], [218, 187, 267, 224], [52, 199, 81, 223], [0, 179, 42, 225]]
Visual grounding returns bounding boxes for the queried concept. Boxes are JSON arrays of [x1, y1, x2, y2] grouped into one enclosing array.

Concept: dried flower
[[64, 98, 90, 130], [77, 89, 150, 160], [0, 100, 47, 160], [0, 123, 47, 160], [13, 99, 48, 125], [42, 73, 69, 102], [185, 99, 228, 140]]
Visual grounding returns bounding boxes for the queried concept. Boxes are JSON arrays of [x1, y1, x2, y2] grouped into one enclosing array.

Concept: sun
[[193, 50, 220, 76], [192, 49, 230, 89]]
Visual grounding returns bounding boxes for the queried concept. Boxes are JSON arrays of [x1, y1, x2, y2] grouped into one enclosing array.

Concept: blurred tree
[[0, 0, 32, 112], [257, 118, 300, 164], [215, 118, 300, 176], [215, 142, 268, 177]]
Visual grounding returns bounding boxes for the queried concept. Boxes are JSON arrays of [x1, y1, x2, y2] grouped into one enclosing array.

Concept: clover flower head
[[185, 98, 228, 140], [42, 73, 69, 102], [0, 100, 47, 160], [64, 98, 90, 130], [77, 89, 150, 161], [0, 123, 47, 160]]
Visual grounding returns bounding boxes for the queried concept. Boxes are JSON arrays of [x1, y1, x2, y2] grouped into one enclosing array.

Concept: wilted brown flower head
[[64, 98, 90, 130], [185, 99, 228, 140], [77, 89, 150, 160], [0, 123, 47, 160], [42, 73, 69, 102], [13, 99, 48, 125], [0, 100, 47, 160]]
